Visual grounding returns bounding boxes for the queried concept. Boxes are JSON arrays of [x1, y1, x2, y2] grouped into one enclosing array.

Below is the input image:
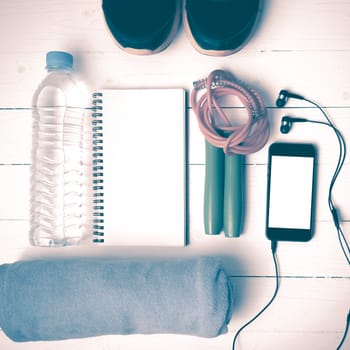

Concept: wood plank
[[1, 50, 350, 108], [0, 166, 29, 220], [0, 110, 31, 164], [0, 159, 348, 223], [0, 219, 348, 277], [1, 106, 349, 165], [0, 330, 347, 350]]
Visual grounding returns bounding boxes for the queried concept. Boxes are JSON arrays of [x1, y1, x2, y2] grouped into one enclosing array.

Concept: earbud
[[276, 90, 305, 107], [280, 116, 308, 134]]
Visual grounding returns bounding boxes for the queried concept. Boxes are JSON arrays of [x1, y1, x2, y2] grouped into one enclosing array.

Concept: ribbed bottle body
[[30, 55, 88, 247]]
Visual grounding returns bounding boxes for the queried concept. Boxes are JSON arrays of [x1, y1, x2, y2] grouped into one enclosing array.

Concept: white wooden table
[[0, 1, 349, 349]]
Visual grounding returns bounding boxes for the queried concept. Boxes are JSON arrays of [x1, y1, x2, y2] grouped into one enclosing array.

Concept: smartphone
[[266, 142, 317, 242]]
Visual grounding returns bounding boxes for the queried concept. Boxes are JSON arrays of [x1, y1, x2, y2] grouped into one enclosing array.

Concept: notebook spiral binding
[[92, 92, 104, 243]]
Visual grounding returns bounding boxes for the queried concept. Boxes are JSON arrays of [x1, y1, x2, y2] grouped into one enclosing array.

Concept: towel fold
[[0, 256, 232, 342]]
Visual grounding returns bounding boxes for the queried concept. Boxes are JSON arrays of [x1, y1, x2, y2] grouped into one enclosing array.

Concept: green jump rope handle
[[223, 153, 244, 237], [204, 141, 224, 234]]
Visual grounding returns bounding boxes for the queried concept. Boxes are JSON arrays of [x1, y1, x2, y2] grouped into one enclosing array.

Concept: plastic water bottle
[[30, 51, 89, 246]]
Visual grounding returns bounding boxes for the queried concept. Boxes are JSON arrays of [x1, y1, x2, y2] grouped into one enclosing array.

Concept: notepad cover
[[91, 89, 186, 246]]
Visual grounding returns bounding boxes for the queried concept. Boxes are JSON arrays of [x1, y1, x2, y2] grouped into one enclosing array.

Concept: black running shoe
[[102, 0, 181, 55], [183, 0, 262, 56]]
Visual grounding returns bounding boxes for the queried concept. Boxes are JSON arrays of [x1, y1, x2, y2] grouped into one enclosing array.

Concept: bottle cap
[[46, 51, 73, 71]]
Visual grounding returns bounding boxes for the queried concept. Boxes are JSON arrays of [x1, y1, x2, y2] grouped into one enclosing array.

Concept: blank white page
[[97, 88, 186, 246]]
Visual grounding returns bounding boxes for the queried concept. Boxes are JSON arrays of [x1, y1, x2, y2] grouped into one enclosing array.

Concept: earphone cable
[[310, 102, 346, 197], [336, 309, 350, 350], [307, 120, 349, 264], [303, 98, 346, 200], [231, 240, 279, 349], [302, 98, 350, 265]]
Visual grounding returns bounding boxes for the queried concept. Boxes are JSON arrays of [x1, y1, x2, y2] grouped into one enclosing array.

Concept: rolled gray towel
[[0, 256, 232, 342]]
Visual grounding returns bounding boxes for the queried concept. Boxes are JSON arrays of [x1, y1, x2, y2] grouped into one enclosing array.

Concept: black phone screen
[[266, 143, 316, 242]]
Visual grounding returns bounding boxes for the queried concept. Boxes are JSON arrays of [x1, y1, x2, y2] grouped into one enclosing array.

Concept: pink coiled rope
[[191, 69, 270, 155]]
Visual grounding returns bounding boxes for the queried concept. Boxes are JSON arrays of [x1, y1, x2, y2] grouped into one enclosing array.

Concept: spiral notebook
[[90, 88, 187, 246]]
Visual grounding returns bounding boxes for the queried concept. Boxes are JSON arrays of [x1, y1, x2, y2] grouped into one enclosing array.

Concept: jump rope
[[191, 70, 350, 349], [191, 69, 270, 237]]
